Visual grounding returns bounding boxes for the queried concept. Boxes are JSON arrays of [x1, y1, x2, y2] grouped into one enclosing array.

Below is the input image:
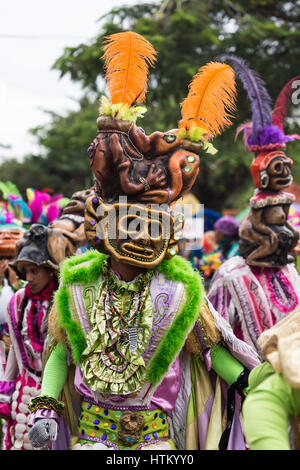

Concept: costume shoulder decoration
[[178, 61, 237, 154]]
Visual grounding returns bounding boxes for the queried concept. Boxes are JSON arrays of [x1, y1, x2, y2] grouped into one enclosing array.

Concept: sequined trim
[[79, 264, 155, 394]]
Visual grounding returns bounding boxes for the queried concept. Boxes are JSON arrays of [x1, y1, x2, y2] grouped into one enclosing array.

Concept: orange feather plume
[[179, 62, 237, 136], [102, 31, 157, 106]]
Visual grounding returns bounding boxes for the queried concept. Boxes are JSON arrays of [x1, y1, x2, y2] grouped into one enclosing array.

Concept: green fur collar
[[56, 250, 204, 385]]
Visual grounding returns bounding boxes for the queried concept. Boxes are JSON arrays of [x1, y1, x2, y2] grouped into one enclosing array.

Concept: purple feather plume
[[247, 125, 293, 146], [217, 54, 273, 144]]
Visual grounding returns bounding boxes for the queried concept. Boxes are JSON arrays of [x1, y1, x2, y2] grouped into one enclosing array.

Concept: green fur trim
[[146, 255, 204, 385], [54, 285, 87, 363], [59, 250, 106, 285]]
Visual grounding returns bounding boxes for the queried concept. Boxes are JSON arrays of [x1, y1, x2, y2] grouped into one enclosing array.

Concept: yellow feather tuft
[[179, 62, 237, 137], [102, 31, 157, 106]]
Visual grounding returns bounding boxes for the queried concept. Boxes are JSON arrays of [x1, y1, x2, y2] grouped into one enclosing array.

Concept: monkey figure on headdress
[[208, 56, 300, 354], [27, 32, 259, 452]]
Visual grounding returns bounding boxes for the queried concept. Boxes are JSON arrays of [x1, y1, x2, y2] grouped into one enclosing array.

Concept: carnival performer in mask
[[0, 225, 58, 450], [27, 32, 260, 451], [208, 60, 300, 354]]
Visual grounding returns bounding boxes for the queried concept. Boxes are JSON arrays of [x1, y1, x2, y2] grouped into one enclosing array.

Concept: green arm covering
[[210, 343, 244, 385], [41, 342, 68, 399], [242, 362, 294, 450]]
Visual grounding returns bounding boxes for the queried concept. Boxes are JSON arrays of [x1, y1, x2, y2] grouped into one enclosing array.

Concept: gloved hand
[[28, 418, 58, 449]]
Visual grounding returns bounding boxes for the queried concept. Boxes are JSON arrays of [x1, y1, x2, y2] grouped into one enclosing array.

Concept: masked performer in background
[[208, 60, 300, 354], [0, 213, 25, 371], [0, 184, 90, 450], [28, 32, 259, 451]]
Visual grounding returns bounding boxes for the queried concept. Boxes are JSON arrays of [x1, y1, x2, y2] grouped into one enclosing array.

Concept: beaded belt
[[76, 401, 170, 450]]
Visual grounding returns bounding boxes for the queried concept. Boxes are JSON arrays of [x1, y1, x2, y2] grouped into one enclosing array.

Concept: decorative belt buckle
[[117, 411, 145, 446]]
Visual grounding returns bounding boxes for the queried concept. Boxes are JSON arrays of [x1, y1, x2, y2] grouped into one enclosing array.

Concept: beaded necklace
[[24, 281, 55, 353], [103, 262, 153, 353]]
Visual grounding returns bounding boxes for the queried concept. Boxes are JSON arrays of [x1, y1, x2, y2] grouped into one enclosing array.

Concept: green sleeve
[[210, 343, 244, 385], [41, 342, 68, 399], [242, 363, 294, 450]]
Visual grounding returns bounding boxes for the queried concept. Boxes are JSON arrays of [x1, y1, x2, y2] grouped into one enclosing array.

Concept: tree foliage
[[2, 0, 300, 209]]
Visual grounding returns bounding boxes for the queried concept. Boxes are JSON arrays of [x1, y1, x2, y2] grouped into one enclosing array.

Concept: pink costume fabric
[[32, 269, 259, 450], [0, 284, 54, 450], [207, 255, 300, 353]]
